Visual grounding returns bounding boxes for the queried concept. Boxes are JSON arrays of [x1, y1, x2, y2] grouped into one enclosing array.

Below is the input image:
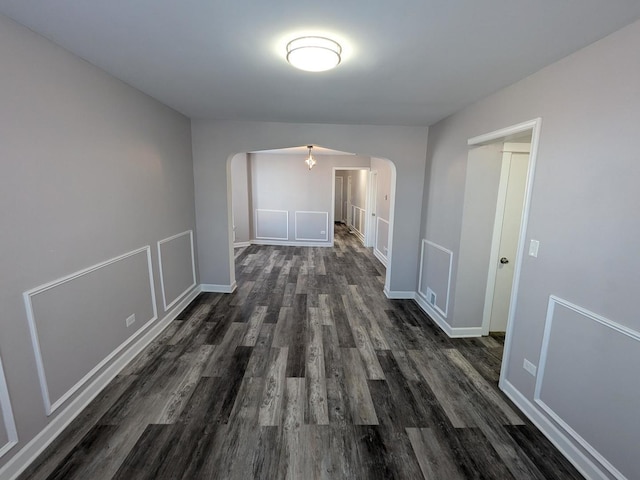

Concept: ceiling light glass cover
[[286, 36, 342, 72], [305, 145, 316, 170]]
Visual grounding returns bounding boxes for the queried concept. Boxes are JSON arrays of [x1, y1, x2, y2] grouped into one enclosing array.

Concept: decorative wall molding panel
[[417, 239, 453, 319], [157, 230, 197, 311], [0, 356, 18, 459], [294, 211, 329, 242], [534, 296, 640, 480], [350, 205, 366, 240], [23, 246, 157, 416], [255, 209, 288, 240], [374, 217, 389, 267], [1, 287, 200, 480]]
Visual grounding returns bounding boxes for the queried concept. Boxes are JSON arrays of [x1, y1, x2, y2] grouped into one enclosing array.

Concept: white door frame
[[467, 118, 542, 390], [334, 176, 344, 223], [330, 167, 371, 246], [481, 143, 531, 335]]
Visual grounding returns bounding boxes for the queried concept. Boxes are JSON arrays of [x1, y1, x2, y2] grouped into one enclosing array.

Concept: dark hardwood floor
[[19, 224, 583, 479]]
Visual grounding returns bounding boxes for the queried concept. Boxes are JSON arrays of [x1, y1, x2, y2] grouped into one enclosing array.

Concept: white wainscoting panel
[[294, 211, 329, 242], [255, 209, 288, 240], [158, 230, 196, 311], [417, 239, 453, 319], [23, 246, 158, 415], [0, 355, 18, 459], [0, 286, 200, 480], [374, 217, 389, 266], [534, 296, 640, 480], [350, 205, 366, 240]]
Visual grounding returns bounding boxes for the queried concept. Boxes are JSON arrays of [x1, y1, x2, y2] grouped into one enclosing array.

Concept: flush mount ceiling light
[[305, 145, 316, 170], [286, 36, 342, 72]]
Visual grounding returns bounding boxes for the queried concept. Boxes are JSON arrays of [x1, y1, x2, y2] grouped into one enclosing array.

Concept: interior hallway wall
[[230, 153, 251, 245], [191, 121, 428, 295], [0, 14, 196, 472], [420, 18, 640, 479]]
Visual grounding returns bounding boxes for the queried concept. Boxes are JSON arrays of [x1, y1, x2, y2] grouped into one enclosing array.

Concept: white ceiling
[[2, 1, 639, 126]]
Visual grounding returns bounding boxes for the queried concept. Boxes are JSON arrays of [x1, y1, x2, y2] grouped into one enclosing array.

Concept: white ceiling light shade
[[286, 36, 342, 72]]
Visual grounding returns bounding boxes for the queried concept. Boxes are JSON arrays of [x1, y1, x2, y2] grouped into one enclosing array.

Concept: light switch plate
[[529, 239, 540, 257]]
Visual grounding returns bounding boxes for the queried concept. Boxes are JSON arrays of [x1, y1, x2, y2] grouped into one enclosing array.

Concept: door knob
[[500, 257, 509, 264]]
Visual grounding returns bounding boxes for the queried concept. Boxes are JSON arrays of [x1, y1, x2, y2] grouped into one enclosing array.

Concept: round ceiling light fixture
[[286, 36, 342, 72]]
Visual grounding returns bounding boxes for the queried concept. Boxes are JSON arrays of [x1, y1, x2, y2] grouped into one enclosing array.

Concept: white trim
[[481, 153, 512, 335], [254, 209, 289, 241], [0, 286, 200, 480], [334, 175, 344, 223], [374, 217, 389, 266], [414, 294, 483, 338], [373, 249, 388, 268], [382, 289, 415, 300], [417, 239, 453, 319], [233, 241, 251, 248], [467, 118, 542, 400], [350, 205, 366, 241], [501, 379, 610, 480], [0, 356, 18, 459], [157, 230, 196, 312], [468, 119, 540, 146], [23, 246, 158, 416], [533, 296, 638, 480], [200, 282, 237, 293], [294, 211, 329, 242], [251, 239, 332, 248]]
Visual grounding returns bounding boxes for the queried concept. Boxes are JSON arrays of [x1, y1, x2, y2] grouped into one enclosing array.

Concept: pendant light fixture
[[305, 145, 316, 170], [286, 36, 342, 72]]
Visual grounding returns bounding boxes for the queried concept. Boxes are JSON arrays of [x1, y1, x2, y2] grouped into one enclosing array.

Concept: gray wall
[[230, 153, 251, 244], [371, 157, 394, 260], [0, 14, 196, 470], [191, 121, 428, 294], [251, 154, 370, 243], [421, 18, 640, 479], [453, 144, 503, 327], [371, 157, 393, 222]]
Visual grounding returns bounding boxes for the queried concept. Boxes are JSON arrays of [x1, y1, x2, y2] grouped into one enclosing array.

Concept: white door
[[368, 171, 378, 247], [489, 152, 529, 332], [334, 176, 343, 222]]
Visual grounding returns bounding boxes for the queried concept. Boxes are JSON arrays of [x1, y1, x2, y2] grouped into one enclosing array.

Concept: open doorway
[[228, 146, 397, 291], [333, 168, 369, 245], [457, 119, 541, 347]]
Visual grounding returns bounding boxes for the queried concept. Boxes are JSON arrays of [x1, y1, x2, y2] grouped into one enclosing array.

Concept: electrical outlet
[[320, 230, 326, 235], [126, 314, 136, 328], [523, 359, 537, 376]]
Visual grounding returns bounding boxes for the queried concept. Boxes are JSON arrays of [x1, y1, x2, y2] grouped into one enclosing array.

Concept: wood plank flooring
[[19, 224, 584, 479]]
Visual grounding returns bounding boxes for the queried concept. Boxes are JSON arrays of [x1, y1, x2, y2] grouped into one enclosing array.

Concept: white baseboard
[[0, 286, 201, 480], [383, 289, 416, 299], [250, 239, 332, 248], [233, 241, 251, 248], [373, 249, 388, 268], [414, 293, 483, 338], [200, 282, 237, 293], [500, 379, 609, 480]]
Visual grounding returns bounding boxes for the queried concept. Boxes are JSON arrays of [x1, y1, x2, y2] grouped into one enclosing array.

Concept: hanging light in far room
[[305, 145, 316, 170]]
